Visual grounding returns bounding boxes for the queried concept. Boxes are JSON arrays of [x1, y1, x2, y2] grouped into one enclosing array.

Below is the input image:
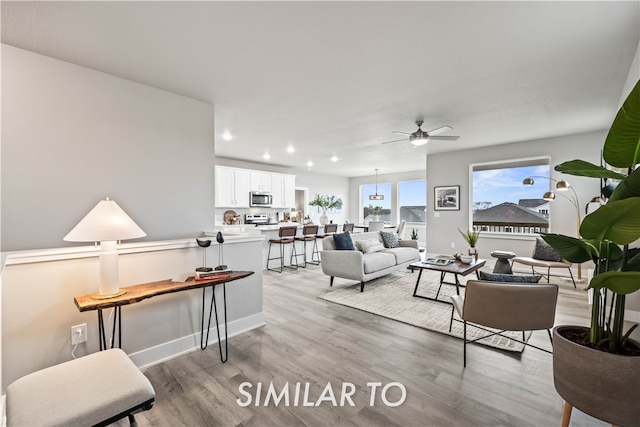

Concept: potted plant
[[458, 228, 480, 259], [309, 194, 342, 225], [541, 80, 640, 426], [410, 229, 419, 240], [368, 204, 382, 221]]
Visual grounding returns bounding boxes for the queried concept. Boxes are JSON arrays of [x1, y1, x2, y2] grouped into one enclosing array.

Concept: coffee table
[[411, 255, 486, 304]]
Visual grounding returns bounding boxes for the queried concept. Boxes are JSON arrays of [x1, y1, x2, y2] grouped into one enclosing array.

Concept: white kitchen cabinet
[[250, 171, 272, 192], [215, 166, 250, 207], [271, 173, 296, 208]]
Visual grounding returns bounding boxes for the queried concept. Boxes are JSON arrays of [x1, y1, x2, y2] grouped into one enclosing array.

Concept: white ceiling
[[2, 1, 638, 177]]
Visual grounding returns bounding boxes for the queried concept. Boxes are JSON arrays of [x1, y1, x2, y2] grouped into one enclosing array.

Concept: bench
[[6, 348, 155, 426]]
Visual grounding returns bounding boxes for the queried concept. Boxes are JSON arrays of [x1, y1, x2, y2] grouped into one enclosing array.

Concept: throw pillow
[[356, 239, 385, 254], [333, 232, 355, 251], [532, 237, 563, 262], [478, 271, 542, 283], [379, 231, 400, 248]]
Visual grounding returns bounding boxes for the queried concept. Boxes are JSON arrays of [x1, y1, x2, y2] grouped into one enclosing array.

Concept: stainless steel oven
[[250, 192, 272, 207]]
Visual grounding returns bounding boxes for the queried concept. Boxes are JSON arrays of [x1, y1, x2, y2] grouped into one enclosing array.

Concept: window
[[398, 180, 426, 224], [361, 183, 391, 222], [472, 158, 550, 234]]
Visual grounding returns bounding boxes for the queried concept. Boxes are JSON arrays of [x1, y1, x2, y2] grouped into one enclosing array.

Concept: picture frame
[[434, 185, 460, 211]]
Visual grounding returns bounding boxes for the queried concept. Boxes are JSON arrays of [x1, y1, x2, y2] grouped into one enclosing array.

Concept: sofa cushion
[[532, 237, 563, 262], [478, 270, 542, 283], [383, 247, 419, 264], [362, 252, 396, 274], [356, 239, 385, 254], [333, 232, 355, 250], [380, 231, 400, 248]]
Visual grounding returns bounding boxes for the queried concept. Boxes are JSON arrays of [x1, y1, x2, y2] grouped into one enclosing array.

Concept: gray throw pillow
[[533, 237, 563, 262], [379, 231, 400, 248], [333, 232, 355, 250], [478, 271, 542, 283]]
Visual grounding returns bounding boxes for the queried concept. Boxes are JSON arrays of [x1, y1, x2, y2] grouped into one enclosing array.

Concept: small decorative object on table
[[215, 231, 227, 271], [458, 228, 481, 261], [196, 238, 213, 272]]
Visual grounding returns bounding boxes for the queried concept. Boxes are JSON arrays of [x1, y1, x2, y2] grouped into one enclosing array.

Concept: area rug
[[319, 269, 531, 352]]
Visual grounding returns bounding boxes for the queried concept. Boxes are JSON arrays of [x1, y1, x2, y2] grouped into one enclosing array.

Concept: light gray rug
[[319, 269, 531, 352]]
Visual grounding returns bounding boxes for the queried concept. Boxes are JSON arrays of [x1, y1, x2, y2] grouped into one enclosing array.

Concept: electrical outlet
[[71, 323, 88, 345], [451, 242, 456, 249]]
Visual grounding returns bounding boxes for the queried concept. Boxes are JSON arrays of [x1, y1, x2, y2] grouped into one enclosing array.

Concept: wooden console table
[[74, 271, 254, 363]]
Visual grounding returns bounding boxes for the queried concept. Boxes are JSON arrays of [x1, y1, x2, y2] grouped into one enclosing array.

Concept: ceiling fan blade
[[427, 125, 453, 136], [430, 135, 460, 141], [391, 131, 411, 136], [381, 137, 409, 145]]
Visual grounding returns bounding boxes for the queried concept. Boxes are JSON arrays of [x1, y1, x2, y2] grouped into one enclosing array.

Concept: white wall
[[1, 45, 216, 252], [426, 130, 604, 257]]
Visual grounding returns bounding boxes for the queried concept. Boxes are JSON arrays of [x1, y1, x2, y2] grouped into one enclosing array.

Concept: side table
[[74, 271, 254, 363], [491, 251, 516, 274]]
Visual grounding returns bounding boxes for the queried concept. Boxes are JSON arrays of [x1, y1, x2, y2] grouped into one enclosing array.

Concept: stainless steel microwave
[[250, 192, 272, 207]]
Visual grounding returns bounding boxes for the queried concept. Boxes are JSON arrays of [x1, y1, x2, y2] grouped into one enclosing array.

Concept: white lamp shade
[[64, 198, 146, 242]]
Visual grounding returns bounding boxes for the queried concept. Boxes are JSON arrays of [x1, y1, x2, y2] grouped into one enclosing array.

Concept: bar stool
[[315, 223, 338, 263], [267, 226, 299, 273], [342, 223, 354, 233], [295, 225, 319, 267]]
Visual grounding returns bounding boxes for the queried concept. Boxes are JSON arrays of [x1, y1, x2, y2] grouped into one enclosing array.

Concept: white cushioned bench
[[6, 348, 155, 427]]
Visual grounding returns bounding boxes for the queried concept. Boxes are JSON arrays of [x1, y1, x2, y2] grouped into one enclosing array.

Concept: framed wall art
[[434, 185, 460, 211]]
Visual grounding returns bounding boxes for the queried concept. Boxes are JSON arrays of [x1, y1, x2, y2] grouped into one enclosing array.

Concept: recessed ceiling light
[[222, 131, 232, 141], [331, 156, 338, 162], [263, 153, 271, 160], [286, 145, 295, 153], [307, 161, 313, 167]]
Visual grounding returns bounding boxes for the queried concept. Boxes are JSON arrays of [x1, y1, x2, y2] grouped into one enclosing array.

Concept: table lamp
[[64, 197, 146, 299]]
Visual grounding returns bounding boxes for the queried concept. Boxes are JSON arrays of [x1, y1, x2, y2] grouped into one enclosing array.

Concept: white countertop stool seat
[[6, 348, 155, 427]]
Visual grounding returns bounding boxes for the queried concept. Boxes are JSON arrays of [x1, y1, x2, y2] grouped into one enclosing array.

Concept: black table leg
[[97, 307, 121, 350], [200, 283, 229, 363]]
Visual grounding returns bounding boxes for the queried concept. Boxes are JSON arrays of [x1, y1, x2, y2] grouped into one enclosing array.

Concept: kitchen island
[[206, 223, 343, 270]]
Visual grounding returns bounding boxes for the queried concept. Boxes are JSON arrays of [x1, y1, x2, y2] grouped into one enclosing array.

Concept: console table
[[74, 271, 254, 363]]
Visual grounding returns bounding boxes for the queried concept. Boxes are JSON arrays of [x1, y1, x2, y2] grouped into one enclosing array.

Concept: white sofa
[[320, 231, 420, 292]]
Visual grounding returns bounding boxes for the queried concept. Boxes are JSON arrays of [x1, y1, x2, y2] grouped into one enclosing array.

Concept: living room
[[1, 2, 639, 426]]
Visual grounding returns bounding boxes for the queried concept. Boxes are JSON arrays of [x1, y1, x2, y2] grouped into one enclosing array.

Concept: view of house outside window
[[361, 183, 391, 222], [472, 159, 550, 234], [398, 180, 426, 224]]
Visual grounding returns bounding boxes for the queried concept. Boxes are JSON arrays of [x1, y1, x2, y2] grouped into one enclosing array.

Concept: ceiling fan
[[381, 120, 460, 146]]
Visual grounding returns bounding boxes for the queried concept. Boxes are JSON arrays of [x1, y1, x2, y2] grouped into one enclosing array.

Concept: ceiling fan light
[[410, 136, 429, 146]]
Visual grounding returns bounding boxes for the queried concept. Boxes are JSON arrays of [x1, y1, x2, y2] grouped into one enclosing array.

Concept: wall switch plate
[[451, 242, 456, 249], [71, 323, 88, 345]]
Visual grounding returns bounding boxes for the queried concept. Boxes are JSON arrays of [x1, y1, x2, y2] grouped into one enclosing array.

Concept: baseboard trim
[[127, 312, 266, 369]]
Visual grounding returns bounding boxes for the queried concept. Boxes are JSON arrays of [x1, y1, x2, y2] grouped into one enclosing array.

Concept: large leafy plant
[[542, 80, 640, 354]]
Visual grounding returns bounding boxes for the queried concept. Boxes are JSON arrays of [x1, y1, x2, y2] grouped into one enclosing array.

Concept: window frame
[[469, 156, 551, 236]]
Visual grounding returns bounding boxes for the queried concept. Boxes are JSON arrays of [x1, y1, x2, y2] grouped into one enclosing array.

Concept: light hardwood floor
[[128, 264, 616, 427]]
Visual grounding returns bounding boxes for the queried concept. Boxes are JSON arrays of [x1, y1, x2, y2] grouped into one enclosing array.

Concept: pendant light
[[369, 169, 384, 200]]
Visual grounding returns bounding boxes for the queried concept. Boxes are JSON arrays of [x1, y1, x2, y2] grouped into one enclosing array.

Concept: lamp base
[[90, 289, 127, 300]]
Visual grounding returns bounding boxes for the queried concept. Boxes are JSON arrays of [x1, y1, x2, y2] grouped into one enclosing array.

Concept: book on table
[[422, 256, 454, 266]]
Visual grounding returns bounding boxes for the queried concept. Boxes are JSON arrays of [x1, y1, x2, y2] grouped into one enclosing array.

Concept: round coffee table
[[491, 251, 516, 274]]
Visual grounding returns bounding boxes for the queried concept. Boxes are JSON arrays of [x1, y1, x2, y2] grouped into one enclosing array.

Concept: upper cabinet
[[215, 166, 250, 207], [271, 173, 296, 208], [215, 166, 295, 209], [250, 171, 272, 192]]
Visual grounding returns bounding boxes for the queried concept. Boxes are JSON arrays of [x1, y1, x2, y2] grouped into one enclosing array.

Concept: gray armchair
[[449, 280, 558, 367]]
